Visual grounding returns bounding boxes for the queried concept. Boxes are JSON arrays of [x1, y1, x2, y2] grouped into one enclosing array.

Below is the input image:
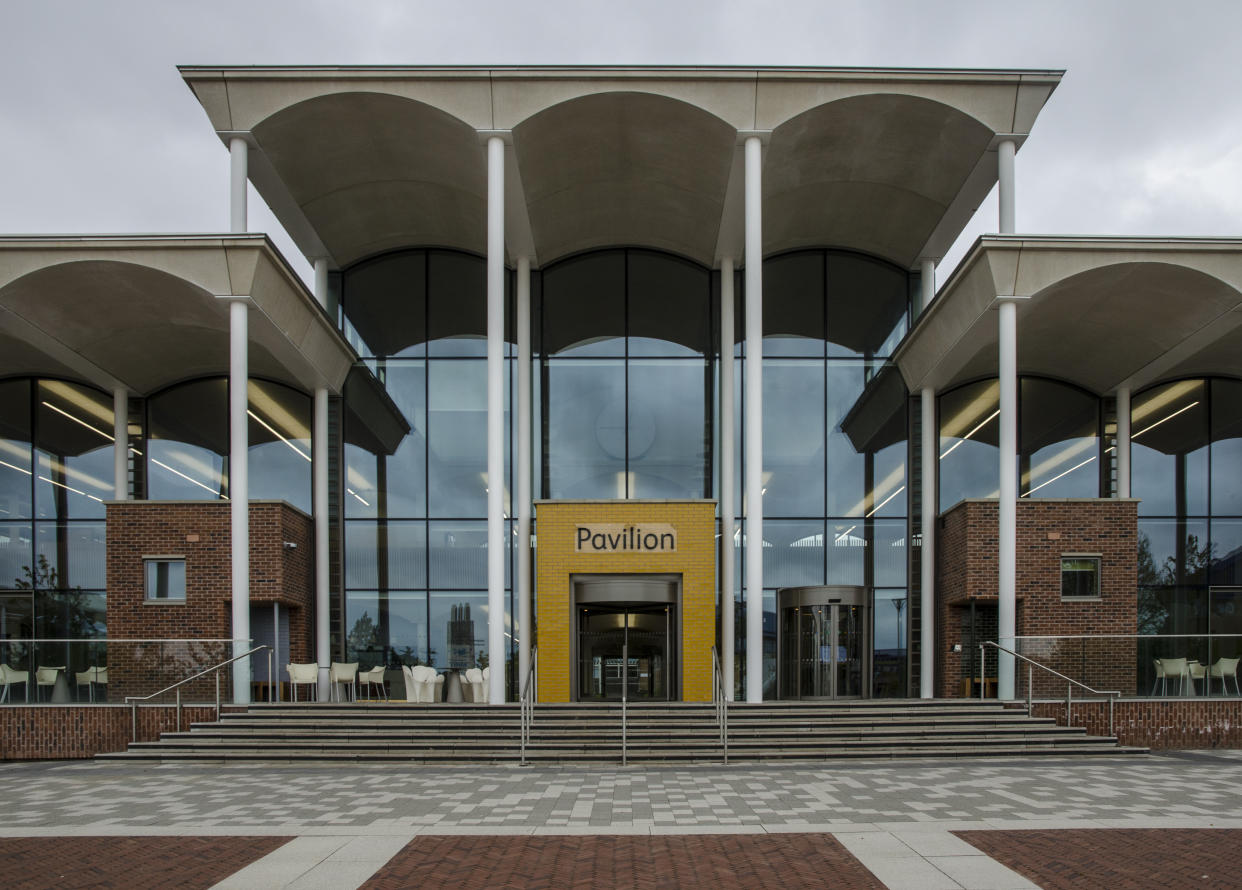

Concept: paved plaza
[[3, 751, 1242, 888]]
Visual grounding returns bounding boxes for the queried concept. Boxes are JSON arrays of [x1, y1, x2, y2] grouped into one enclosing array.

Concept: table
[[443, 670, 464, 703], [961, 677, 998, 698]]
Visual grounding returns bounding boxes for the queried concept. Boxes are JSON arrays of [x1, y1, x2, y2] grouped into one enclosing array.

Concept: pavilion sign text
[[576, 524, 677, 553]]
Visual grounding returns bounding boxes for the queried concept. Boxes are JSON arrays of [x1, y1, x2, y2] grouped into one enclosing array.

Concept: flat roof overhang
[[893, 235, 1242, 395], [0, 234, 356, 396], [179, 65, 1062, 272]]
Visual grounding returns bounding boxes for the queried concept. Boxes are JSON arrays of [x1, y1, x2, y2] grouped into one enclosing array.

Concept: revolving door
[[777, 586, 870, 699]]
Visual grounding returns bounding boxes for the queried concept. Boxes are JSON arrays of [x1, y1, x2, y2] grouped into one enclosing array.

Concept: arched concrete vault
[[513, 91, 736, 266], [252, 92, 488, 267], [764, 94, 994, 267]]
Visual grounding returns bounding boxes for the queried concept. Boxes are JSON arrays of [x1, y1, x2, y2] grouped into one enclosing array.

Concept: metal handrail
[[981, 640, 1120, 736], [621, 641, 628, 767], [125, 644, 270, 742], [519, 647, 538, 766], [711, 646, 728, 765]]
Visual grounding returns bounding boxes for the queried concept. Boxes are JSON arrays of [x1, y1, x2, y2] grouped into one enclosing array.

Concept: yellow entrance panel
[[535, 500, 717, 703]]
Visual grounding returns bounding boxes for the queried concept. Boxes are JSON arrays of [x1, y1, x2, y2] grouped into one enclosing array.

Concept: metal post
[[1067, 683, 1073, 727], [268, 646, 274, 704], [979, 643, 985, 700], [1109, 695, 1115, 737], [997, 297, 1018, 699], [215, 672, 221, 722], [229, 136, 248, 233], [622, 640, 628, 767], [113, 387, 128, 499], [517, 255, 532, 698], [228, 296, 251, 705], [131, 701, 137, 743], [176, 689, 182, 733], [998, 138, 1016, 234], [1027, 663, 1033, 713]]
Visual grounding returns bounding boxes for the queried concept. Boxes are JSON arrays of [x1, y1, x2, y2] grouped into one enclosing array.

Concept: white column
[[719, 256, 736, 701], [920, 386, 936, 698], [919, 259, 935, 317], [486, 135, 506, 705], [1116, 387, 1131, 498], [516, 255, 532, 696], [228, 297, 251, 704], [113, 387, 127, 500], [743, 135, 765, 704], [997, 297, 1019, 699], [998, 139, 1016, 234], [314, 386, 330, 699], [229, 136, 248, 234]]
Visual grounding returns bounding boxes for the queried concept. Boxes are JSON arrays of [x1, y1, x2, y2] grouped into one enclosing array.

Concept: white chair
[[1151, 657, 1189, 696], [464, 667, 484, 703], [287, 662, 319, 701], [0, 664, 29, 703], [359, 665, 387, 701], [329, 661, 358, 702], [75, 666, 107, 703], [408, 665, 444, 702], [1208, 657, 1241, 696], [36, 666, 65, 702]]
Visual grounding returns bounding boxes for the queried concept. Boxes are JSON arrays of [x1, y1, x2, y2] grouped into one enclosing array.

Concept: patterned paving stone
[[956, 828, 1242, 890], [360, 833, 886, 890], [0, 835, 291, 890]]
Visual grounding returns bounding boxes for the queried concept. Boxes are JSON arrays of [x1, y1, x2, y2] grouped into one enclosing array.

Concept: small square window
[[145, 558, 186, 601], [1061, 556, 1101, 600]]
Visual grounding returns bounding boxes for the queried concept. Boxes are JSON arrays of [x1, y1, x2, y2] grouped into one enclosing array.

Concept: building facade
[[1, 66, 1240, 706]]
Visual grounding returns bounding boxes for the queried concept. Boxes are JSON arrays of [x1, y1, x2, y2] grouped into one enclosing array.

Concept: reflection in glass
[[345, 362, 426, 519], [429, 521, 489, 589], [344, 521, 426, 590], [628, 252, 710, 356], [826, 520, 866, 586], [542, 251, 625, 356], [0, 380, 33, 520], [427, 251, 487, 356], [147, 379, 228, 501], [345, 590, 428, 668], [35, 522, 106, 590], [939, 380, 999, 511], [763, 520, 825, 589], [545, 360, 626, 498], [1020, 378, 1099, 498], [825, 252, 908, 359], [627, 360, 708, 498], [763, 252, 824, 356], [0, 523, 33, 588], [428, 361, 488, 517], [873, 587, 908, 697], [763, 361, 825, 517], [1211, 379, 1242, 515], [341, 251, 427, 358], [1132, 380, 1209, 516], [247, 380, 312, 512], [429, 591, 489, 671], [35, 381, 114, 519]]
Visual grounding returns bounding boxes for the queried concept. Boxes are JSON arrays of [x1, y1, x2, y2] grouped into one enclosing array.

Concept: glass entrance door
[[778, 586, 869, 699], [577, 604, 672, 701]]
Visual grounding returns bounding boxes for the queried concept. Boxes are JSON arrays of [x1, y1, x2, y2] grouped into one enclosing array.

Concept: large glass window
[[541, 249, 712, 500], [340, 249, 515, 681], [35, 380, 114, 519], [938, 380, 1000, 510]]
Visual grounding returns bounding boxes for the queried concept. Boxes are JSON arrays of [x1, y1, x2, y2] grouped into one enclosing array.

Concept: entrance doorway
[[573, 575, 678, 701], [777, 586, 869, 699]]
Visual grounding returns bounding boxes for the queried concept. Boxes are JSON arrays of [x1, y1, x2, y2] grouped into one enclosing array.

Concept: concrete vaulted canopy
[[895, 236, 1242, 395], [764, 94, 994, 267], [253, 93, 488, 266], [512, 92, 735, 265], [181, 66, 1061, 270], [0, 235, 356, 396]]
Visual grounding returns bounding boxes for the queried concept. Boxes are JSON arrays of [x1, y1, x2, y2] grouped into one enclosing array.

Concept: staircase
[[99, 699, 1145, 764]]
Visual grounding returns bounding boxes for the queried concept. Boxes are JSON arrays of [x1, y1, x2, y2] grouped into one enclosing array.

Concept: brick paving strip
[[955, 828, 1242, 890], [0, 835, 292, 890], [360, 833, 888, 890]]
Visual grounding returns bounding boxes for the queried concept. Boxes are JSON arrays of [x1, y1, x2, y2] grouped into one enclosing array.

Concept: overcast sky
[[3, 0, 1241, 283]]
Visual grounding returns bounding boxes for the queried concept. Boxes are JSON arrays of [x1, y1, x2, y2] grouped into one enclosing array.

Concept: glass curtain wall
[[340, 249, 513, 692], [739, 250, 912, 699], [938, 377, 1102, 511], [541, 249, 712, 500], [1, 378, 110, 679], [1133, 378, 1242, 671], [146, 379, 312, 512]]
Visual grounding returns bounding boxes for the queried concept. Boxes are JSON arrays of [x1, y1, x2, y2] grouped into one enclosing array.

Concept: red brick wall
[[1028, 699, 1242, 750], [105, 500, 313, 699], [937, 499, 1139, 697], [0, 704, 245, 760]]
